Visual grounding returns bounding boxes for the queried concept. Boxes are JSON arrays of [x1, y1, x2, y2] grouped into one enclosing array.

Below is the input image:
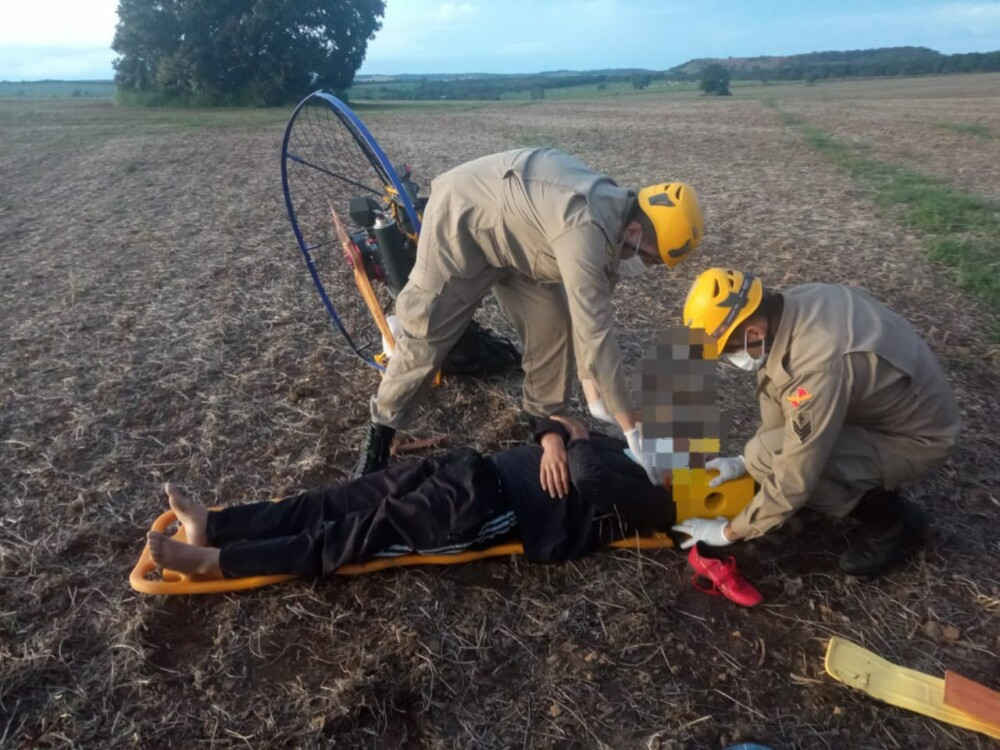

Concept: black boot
[[839, 489, 928, 577], [352, 422, 396, 478]]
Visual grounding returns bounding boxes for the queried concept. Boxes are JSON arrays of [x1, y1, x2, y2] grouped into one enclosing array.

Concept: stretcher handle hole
[[704, 492, 725, 513]]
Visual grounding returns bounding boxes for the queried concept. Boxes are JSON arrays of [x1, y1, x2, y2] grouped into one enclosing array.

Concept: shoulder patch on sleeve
[[786, 387, 812, 409]]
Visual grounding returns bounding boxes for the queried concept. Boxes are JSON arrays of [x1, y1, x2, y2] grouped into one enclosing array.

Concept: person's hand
[[706, 456, 747, 488], [539, 432, 570, 499], [624, 425, 661, 485], [551, 414, 589, 442], [671, 516, 733, 549]]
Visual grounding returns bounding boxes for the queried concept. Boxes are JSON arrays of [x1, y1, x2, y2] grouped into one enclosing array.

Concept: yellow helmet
[[683, 268, 763, 350], [637, 182, 704, 267]]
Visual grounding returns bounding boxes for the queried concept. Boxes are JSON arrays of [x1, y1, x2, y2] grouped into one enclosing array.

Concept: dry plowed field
[[1, 79, 999, 749]]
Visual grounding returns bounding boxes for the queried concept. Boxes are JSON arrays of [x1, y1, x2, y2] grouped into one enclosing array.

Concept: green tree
[[630, 72, 652, 90], [113, 0, 385, 106], [699, 63, 731, 96]]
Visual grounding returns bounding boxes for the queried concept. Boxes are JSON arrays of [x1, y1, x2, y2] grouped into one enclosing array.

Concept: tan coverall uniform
[[729, 284, 961, 540], [371, 148, 636, 428]]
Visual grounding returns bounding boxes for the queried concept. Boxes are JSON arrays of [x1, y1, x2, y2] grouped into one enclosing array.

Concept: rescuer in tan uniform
[[354, 148, 704, 478], [673, 268, 960, 576]]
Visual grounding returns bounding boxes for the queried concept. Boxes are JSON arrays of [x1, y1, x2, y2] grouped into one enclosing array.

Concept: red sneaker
[[688, 542, 763, 607]]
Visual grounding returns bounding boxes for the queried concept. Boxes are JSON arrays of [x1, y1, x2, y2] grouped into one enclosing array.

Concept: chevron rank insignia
[[792, 414, 812, 442], [786, 387, 812, 409]]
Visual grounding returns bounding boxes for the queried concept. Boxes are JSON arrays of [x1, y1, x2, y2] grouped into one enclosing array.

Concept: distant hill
[[668, 46, 1000, 81]]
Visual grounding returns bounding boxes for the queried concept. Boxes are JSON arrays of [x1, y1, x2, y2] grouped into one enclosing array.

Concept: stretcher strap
[[130, 508, 674, 596]]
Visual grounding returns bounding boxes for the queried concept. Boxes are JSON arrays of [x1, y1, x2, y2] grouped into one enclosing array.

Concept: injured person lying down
[[148, 415, 675, 580]]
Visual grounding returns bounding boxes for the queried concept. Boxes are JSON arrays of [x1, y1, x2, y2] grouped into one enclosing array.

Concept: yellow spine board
[[824, 637, 1000, 740]]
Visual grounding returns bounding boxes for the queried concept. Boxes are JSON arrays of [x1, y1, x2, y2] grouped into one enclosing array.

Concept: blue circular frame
[[280, 91, 422, 371]]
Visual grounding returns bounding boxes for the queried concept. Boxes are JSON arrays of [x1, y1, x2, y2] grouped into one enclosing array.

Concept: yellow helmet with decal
[[683, 268, 763, 350], [637, 182, 704, 267]]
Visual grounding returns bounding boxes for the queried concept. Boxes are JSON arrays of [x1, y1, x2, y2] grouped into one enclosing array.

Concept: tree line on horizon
[[674, 46, 1000, 84], [350, 47, 1000, 101], [108, 0, 1000, 109]]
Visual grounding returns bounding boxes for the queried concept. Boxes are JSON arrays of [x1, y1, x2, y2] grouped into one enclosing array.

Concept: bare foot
[[164, 482, 209, 547], [147, 531, 222, 579]]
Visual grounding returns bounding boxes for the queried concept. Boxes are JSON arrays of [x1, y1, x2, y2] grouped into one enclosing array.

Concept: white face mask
[[618, 230, 648, 278], [723, 331, 767, 371], [619, 254, 649, 278]]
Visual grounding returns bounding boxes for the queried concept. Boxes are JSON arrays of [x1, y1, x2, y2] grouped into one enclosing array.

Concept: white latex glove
[[381, 315, 404, 356], [587, 399, 618, 427], [624, 426, 660, 485], [671, 516, 732, 550], [706, 455, 747, 488]]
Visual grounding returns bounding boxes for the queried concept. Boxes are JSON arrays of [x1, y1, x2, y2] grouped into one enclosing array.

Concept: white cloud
[[438, 3, 478, 22], [1, 1, 119, 46]]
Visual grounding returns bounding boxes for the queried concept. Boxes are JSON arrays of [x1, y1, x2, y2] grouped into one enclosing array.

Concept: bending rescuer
[[352, 147, 704, 483]]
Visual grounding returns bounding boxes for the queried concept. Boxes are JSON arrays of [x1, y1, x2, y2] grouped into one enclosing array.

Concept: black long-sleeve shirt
[[490, 427, 674, 562]]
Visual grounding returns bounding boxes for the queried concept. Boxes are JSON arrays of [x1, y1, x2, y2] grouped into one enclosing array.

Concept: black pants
[[207, 449, 516, 578]]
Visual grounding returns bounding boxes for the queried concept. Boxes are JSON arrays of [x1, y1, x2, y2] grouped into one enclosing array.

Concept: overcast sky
[[1, 0, 998, 80]]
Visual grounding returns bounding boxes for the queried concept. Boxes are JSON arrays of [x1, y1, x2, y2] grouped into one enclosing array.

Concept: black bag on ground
[[441, 320, 522, 377]]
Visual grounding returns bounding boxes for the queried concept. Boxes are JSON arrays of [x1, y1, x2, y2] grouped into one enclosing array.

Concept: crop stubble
[[0, 91, 998, 748]]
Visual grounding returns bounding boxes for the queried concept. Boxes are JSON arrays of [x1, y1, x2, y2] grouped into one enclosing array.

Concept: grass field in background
[[0, 98, 290, 157], [5, 71, 999, 104], [0, 80, 117, 98], [771, 105, 1000, 335], [349, 72, 1000, 103], [931, 120, 996, 138], [3, 69, 1000, 750], [3, 73, 997, 319]]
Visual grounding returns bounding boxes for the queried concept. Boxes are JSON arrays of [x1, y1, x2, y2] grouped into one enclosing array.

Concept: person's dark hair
[[624, 195, 641, 225], [744, 288, 784, 334], [730, 288, 783, 343], [755, 289, 782, 319]]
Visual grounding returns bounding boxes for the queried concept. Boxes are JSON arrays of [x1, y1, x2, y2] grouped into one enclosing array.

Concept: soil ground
[[1, 74, 998, 748]]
